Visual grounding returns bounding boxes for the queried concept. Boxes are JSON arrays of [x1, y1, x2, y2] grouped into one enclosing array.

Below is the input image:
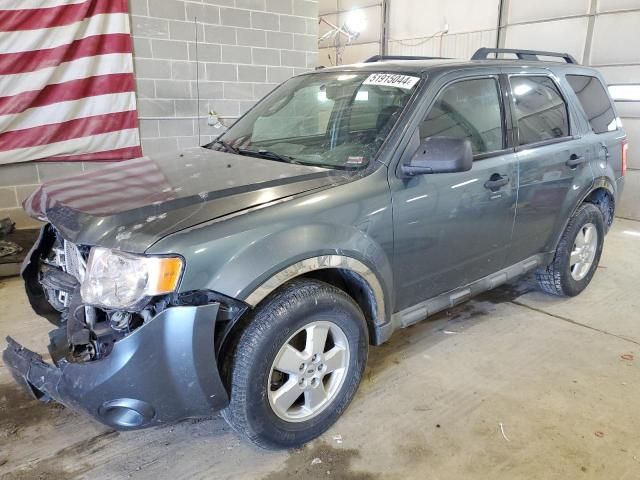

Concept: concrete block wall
[[131, 0, 319, 156], [0, 0, 319, 228]]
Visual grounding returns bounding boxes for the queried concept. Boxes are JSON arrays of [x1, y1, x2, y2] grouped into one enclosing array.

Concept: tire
[[221, 279, 368, 449], [536, 203, 605, 297]]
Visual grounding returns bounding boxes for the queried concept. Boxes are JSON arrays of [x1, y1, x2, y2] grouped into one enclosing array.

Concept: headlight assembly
[[81, 247, 183, 310]]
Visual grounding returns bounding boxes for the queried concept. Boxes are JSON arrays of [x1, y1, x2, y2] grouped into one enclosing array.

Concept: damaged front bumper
[[3, 303, 229, 429]]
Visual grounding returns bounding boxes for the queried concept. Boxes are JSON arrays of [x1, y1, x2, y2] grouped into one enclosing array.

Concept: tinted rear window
[[566, 75, 617, 134], [510, 76, 569, 146]]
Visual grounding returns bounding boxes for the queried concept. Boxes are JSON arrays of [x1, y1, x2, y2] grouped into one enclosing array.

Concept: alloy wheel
[[267, 321, 350, 422], [570, 223, 598, 281]]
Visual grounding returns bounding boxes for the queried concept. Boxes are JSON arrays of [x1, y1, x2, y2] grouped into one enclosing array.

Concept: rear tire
[[536, 203, 604, 297], [221, 279, 368, 449]]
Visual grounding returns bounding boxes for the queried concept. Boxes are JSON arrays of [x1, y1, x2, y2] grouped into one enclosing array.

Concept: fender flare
[[242, 255, 386, 327], [570, 176, 616, 217], [550, 176, 617, 254]]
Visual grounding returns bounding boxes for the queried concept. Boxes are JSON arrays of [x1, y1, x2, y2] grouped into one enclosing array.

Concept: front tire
[[536, 203, 605, 297], [221, 279, 368, 449]]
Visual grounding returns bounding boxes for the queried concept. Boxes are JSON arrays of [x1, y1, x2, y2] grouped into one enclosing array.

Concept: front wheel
[[221, 279, 368, 449], [536, 203, 605, 297]]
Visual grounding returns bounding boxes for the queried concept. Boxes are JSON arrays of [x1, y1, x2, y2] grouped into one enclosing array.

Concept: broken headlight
[[81, 247, 183, 310]]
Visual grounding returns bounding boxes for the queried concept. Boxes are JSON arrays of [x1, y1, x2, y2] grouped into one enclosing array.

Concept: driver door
[[390, 73, 518, 313]]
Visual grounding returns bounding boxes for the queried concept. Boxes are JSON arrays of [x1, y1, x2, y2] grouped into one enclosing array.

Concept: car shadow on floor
[[364, 275, 536, 384]]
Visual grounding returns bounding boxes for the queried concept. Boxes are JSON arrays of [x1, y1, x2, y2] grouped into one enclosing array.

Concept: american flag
[[0, 0, 142, 165]]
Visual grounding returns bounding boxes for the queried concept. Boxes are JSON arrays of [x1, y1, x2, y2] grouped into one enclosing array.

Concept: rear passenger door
[[502, 69, 595, 265]]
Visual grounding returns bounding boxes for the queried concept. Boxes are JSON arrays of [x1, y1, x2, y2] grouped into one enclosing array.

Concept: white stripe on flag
[[0, 128, 140, 164], [0, 92, 136, 132], [0, 13, 130, 55], [0, 53, 134, 97], [53, 128, 141, 158], [0, 0, 85, 10]]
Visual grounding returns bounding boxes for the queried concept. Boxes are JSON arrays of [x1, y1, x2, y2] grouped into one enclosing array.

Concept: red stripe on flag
[[0, 73, 136, 115], [0, 110, 138, 151], [0, 0, 129, 32], [0, 33, 133, 75], [44, 145, 142, 162]]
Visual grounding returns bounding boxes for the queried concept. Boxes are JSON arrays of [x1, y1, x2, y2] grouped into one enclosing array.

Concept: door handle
[[566, 154, 586, 168], [484, 174, 509, 190]]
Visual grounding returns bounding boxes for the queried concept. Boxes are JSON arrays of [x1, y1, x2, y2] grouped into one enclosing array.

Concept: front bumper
[[3, 303, 229, 429]]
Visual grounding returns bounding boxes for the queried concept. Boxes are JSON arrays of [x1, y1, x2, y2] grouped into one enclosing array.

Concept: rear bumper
[[3, 303, 229, 429]]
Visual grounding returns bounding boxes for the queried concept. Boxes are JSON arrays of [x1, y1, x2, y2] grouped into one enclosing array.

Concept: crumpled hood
[[24, 148, 348, 252]]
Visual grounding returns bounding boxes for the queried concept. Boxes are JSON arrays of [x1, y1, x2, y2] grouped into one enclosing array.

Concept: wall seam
[[501, 7, 640, 30], [583, 0, 598, 65]]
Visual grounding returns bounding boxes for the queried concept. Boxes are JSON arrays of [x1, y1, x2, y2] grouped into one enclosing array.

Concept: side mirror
[[401, 137, 473, 177]]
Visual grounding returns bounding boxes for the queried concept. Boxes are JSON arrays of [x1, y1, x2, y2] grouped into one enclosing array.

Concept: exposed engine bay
[[27, 227, 157, 362], [23, 225, 245, 365]]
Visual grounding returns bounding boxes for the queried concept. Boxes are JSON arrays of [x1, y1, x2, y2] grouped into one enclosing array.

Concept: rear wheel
[[536, 203, 604, 297], [221, 279, 368, 449]]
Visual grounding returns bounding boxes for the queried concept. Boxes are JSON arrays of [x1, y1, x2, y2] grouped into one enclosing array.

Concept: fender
[[148, 170, 395, 328], [202, 220, 393, 324]]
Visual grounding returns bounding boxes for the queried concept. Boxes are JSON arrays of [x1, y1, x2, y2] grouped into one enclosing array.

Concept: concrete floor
[[1, 219, 639, 480]]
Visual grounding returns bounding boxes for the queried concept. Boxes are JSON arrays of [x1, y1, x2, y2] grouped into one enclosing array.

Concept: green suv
[[4, 48, 627, 449]]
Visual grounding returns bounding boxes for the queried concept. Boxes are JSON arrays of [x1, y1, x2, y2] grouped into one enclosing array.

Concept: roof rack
[[364, 55, 450, 63], [471, 48, 578, 64]]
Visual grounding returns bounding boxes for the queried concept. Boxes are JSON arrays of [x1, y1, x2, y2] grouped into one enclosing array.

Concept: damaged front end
[[3, 224, 245, 429]]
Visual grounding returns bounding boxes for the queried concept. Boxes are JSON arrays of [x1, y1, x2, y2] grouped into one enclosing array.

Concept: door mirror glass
[[402, 136, 473, 176]]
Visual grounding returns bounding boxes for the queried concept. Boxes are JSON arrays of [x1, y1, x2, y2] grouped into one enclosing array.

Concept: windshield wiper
[[237, 148, 300, 165], [212, 139, 240, 154]]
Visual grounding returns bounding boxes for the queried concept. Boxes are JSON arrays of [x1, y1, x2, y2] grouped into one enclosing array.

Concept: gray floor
[[1, 219, 639, 480]]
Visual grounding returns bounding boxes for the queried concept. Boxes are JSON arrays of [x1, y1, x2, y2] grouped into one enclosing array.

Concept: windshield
[[207, 72, 420, 169]]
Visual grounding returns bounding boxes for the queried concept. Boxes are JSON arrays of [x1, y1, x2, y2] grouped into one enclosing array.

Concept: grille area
[[64, 240, 86, 282], [40, 236, 88, 311]]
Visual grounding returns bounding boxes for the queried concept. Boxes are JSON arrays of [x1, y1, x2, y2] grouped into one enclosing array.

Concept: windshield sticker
[[363, 73, 420, 90], [346, 156, 366, 165]]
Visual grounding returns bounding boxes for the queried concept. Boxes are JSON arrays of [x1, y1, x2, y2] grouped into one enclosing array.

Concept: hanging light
[[344, 9, 366, 35]]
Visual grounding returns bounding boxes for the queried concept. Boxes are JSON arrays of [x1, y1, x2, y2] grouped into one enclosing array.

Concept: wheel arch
[[550, 176, 617, 255], [242, 255, 387, 345], [580, 178, 616, 230]]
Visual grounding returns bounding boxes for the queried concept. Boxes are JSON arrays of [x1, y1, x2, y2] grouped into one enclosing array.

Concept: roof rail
[[364, 55, 450, 63], [471, 48, 578, 64]]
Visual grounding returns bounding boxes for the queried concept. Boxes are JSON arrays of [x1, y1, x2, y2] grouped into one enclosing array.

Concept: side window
[[419, 78, 504, 155], [566, 75, 617, 134], [510, 76, 569, 146]]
